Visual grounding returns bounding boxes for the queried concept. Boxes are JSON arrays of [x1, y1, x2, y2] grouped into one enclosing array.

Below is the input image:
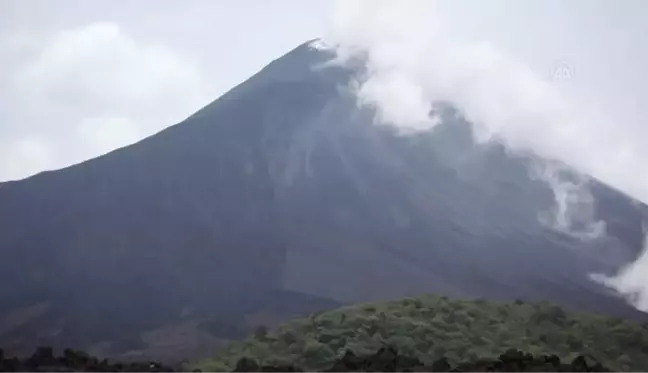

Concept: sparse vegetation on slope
[[195, 295, 648, 372]]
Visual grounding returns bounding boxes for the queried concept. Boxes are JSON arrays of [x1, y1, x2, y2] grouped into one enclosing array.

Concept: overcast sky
[[0, 0, 330, 181], [1, 0, 646, 187]]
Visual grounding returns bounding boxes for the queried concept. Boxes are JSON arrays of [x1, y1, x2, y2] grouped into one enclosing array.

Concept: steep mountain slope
[[0, 40, 646, 358]]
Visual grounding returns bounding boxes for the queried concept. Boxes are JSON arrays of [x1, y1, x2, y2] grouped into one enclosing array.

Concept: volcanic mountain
[[0, 41, 646, 359]]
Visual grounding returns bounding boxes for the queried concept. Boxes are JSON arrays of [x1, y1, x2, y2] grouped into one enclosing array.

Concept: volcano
[[0, 40, 645, 359]]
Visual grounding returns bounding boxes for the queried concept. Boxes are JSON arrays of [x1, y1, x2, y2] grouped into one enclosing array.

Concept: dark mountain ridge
[[0, 40, 646, 359]]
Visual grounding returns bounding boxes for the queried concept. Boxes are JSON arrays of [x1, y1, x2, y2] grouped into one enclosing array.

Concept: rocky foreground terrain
[[0, 345, 611, 372]]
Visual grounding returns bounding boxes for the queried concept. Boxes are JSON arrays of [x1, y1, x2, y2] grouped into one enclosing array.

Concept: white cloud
[[0, 1, 332, 182], [0, 22, 209, 181], [531, 161, 607, 241], [77, 117, 142, 155], [15, 23, 206, 117], [0, 137, 56, 181], [324, 0, 648, 312], [593, 227, 648, 313]]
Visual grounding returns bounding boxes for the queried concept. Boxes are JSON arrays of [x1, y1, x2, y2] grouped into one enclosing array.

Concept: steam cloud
[[531, 161, 606, 241], [593, 227, 648, 312], [320, 0, 648, 312]]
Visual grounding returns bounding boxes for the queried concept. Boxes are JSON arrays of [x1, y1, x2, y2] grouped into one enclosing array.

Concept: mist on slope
[[320, 0, 648, 312]]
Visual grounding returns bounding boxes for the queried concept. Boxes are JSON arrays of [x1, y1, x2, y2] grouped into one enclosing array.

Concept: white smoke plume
[[530, 161, 606, 241], [321, 0, 648, 311], [593, 225, 648, 313]]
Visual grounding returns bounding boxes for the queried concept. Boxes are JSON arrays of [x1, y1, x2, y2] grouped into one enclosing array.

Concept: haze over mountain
[[0, 40, 646, 360]]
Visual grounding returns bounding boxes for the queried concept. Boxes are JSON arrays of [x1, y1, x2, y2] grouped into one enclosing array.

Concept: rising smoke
[[320, 0, 648, 312], [592, 225, 648, 312], [529, 160, 606, 241]]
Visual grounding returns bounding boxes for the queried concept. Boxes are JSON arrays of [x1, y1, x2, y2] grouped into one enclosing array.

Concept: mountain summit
[[0, 41, 645, 359]]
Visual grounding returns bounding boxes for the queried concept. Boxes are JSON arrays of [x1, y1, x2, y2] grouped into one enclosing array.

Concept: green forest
[[194, 295, 648, 372]]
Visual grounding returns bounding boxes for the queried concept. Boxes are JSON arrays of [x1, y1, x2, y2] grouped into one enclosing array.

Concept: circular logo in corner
[[551, 60, 575, 82]]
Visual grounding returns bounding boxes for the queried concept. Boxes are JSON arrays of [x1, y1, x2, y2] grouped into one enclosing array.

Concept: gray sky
[[0, 0, 329, 181], [1, 0, 648, 311], [1, 0, 646, 188]]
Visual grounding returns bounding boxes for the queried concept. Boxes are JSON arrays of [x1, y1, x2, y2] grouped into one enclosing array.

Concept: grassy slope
[[194, 295, 648, 371]]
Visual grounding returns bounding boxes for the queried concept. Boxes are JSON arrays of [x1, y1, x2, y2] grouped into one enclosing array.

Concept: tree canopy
[[194, 295, 648, 372]]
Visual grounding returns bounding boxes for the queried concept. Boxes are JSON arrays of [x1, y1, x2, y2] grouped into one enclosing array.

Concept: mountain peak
[[0, 40, 645, 360]]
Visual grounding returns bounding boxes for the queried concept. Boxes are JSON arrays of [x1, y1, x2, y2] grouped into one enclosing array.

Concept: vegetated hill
[[195, 295, 648, 372], [0, 39, 647, 359]]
